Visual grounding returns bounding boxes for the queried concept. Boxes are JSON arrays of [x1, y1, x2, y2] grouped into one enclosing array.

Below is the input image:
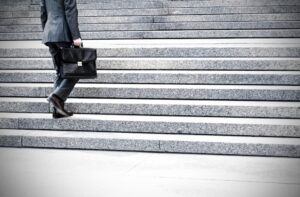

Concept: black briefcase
[[60, 46, 97, 79]]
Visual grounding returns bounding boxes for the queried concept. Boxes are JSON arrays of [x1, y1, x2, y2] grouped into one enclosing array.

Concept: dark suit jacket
[[40, 0, 81, 44]]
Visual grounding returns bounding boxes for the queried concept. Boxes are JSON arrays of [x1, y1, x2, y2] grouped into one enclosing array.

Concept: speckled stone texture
[[1, 58, 299, 71], [0, 84, 299, 101], [1, 47, 300, 58], [1, 70, 299, 85], [159, 141, 300, 157], [1, 130, 300, 157], [0, 100, 49, 113], [0, 135, 21, 147], [1, 114, 296, 137], [2, 30, 300, 40]]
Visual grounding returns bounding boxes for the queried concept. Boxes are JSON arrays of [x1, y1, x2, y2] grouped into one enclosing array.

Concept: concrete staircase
[[0, 0, 299, 157]]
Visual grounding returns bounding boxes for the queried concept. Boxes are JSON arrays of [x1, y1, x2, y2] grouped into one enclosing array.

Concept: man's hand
[[73, 38, 82, 47]]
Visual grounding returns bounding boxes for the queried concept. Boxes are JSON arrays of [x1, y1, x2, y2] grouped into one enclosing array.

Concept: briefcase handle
[[73, 43, 83, 48]]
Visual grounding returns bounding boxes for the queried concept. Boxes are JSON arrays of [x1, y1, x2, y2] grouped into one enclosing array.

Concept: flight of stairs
[[0, 0, 299, 157]]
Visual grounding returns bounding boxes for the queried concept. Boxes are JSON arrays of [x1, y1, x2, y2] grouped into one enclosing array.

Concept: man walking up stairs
[[0, 0, 299, 157]]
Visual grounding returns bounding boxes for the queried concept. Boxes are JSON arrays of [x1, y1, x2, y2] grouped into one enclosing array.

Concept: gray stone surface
[[0, 58, 53, 70], [1, 98, 299, 118], [168, 6, 300, 15], [166, 0, 300, 7], [153, 13, 300, 23], [142, 29, 300, 39], [1, 129, 300, 157], [1, 46, 300, 57], [1, 6, 299, 19], [0, 113, 297, 137], [28, 1, 163, 11], [67, 84, 300, 101], [1, 70, 299, 85], [1, 58, 299, 71], [96, 58, 300, 70], [2, 21, 300, 33], [0, 98, 49, 113], [0, 118, 18, 129], [2, 29, 300, 40], [0, 8, 168, 18], [63, 100, 300, 118], [0, 16, 154, 25], [1, 83, 299, 101], [160, 141, 300, 157], [0, 135, 21, 147], [23, 136, 68, 148], [67, 137, 160, 152], [0, 84, 46, 97]]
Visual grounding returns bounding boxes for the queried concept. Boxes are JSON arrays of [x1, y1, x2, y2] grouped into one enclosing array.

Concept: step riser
[[1, 14, 299, 25], [1, 59, 300, 70], [1, 85, 299, 101], [0, 100, 299, 118], [1, 134, 299, 157], [3, 30, 300, 40], [1, 48, 299, 58], [166, 0, 300, 7], [1, 116, 299, 137], [3, 0, 300, 12], [1, 7, 299, 18], [1, 72, 299, 85], [2, 21, 300, 33]]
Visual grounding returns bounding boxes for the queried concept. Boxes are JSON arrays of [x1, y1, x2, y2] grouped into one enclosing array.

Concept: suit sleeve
[[40, 0, 47, 30], [64, 0, 81, 40]]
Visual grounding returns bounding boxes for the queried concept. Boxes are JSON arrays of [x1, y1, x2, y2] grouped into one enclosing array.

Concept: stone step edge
[[1, 38, 299, 47], [0, 129, 299, 157], [0, 98, 299, 118], [1, 83, 300, 90], [1, 113, 299, 137], [2, 70, 300, 74], [1, 97, 300, 107], [0, 112, 299, 125]]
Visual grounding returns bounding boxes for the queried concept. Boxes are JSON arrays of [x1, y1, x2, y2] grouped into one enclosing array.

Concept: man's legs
[[48, 42, 79, 101]]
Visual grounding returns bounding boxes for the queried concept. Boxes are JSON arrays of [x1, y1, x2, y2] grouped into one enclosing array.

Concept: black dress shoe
[[47, 94, 73, 117], [52, 107, 73, 119]]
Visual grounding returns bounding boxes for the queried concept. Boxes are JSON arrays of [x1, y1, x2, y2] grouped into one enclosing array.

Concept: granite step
[[1, 6, 299, 19], [0, 9, 168, 18], [0, 97, 299, 118], [1, 57, 300, 71], [1, 44, 299, 57], [166, 0, 300, 7], [153, 13, 300, 23], [2, 21, 300, 33], [0, 83, 299, 101], [28, 0, 300, 11], [0, 113, 299, 137], [2, 29, 300, 40], [28, 0, 300, 6], [3, 0, 300, 12], [0, 129, 299, 157], [1, 13, 299, 25], [30, 0, 169, 4], [1, 70, 299, 85]]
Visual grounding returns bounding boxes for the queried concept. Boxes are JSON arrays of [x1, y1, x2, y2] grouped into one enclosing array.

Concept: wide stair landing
[[0, 0, 299, 157]]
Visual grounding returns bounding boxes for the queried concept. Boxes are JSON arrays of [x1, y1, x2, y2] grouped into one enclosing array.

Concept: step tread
[[1, 39, 300, 48], [1, 129, 299, 145], [1, 97, 300, 107], [0, 112, 299, 125], [1, 83, 299, 90], [1, 70, 300, 74]]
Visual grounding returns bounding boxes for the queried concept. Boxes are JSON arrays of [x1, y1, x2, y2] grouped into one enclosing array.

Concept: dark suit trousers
[[47, 42, 79, 101]]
